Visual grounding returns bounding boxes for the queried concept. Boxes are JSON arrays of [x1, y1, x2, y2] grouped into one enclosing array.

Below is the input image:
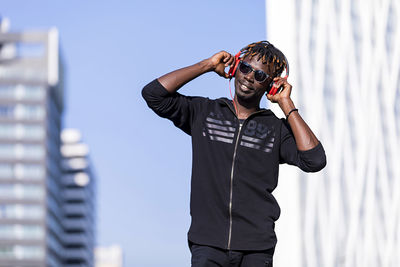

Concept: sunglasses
[[238, 61, 270, 83]]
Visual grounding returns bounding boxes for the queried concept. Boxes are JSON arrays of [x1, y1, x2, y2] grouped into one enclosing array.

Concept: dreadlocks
[[240, 41, 287, 77]]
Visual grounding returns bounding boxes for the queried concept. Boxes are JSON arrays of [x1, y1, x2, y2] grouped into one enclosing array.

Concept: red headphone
[[228, 50, 289, 96], [227, 51, 243, 80]]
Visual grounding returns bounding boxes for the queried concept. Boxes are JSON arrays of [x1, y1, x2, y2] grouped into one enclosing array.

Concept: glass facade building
[[61, 129, 96, 266], [265, 1, 400, 267], [0, 20, 96, 266]]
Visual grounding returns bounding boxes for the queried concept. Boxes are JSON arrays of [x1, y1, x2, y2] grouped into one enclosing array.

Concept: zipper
[[227, 121, 242, 250], [222, 99, 266, 250]]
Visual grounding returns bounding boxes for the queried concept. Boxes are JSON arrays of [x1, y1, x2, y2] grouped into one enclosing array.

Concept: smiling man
[[142, 41, 326, 267]]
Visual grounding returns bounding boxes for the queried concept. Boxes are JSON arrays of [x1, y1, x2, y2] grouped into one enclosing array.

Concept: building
[[95, 245, 123, 267], [0, 18, 65, 266], [61, 128, 96, 266], [0, 19, 96, 266], [265, 0, 400, 267]]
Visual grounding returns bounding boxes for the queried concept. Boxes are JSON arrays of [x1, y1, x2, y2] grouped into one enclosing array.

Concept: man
[[142, 41, 326, 267]]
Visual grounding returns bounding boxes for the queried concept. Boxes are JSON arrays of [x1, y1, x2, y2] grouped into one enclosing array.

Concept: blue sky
[[2, 1, 267, 265]]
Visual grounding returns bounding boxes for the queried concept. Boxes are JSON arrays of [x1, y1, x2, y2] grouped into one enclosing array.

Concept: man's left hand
[[266, 77, 292, 105]]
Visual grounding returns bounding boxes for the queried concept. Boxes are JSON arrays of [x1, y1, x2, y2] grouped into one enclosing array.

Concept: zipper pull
[[238, 118, 243, 128]]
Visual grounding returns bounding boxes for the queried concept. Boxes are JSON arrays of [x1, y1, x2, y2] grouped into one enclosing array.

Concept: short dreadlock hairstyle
[[240, 41, 288, 78]]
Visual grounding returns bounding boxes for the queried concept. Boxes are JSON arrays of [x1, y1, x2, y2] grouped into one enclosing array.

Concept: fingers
[[272, 77, 291, 93], [210, 50, 236, 79], [267, 77, 292, 104], [266, 93, 277, 103], [272, 77, 284, 88], [225, 56, 235, 67], [273, 77, 291, 87], [213, 51, 235, 68], [215, 51, 234, 79], [222, 52, 234, 67]]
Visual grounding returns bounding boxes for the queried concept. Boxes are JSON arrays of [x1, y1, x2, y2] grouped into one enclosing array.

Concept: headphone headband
[[281, 54, 289, 79], [228, 48, 289, 80]]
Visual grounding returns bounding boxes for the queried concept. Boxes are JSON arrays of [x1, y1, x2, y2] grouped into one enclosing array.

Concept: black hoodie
[[142, 79, 326, 251]]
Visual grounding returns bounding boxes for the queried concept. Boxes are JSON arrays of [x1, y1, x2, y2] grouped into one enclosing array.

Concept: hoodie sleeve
[[279, 119, 327, 172], [141, 79, 206, 135]]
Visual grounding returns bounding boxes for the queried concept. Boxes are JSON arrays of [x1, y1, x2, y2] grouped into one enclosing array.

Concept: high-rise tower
[[0, 19, 65, 266], [266, 1, 400, 266], [61, 128, 96, 266]]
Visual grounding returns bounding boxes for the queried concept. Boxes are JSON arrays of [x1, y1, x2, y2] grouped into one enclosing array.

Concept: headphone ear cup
[[228, 51, 242, 78], [231, 60, 240, 77], [267, 81, 274, 95]]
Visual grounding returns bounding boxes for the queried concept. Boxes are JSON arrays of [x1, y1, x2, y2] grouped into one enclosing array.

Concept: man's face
[[234, 55, 274, 104]]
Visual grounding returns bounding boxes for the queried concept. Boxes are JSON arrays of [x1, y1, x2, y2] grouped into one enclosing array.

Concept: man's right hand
[[207, 51, 235, 78], [158, 50, 235, 94]]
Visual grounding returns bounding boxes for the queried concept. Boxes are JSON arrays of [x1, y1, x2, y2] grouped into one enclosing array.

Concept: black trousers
[[190, 243, 274, 267]]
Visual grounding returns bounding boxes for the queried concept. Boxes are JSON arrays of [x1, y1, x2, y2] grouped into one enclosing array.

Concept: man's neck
[[234, 95, 261, 120]]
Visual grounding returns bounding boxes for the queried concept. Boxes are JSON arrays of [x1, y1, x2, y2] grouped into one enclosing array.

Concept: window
[[16, 42, 45, 58], [21, 144, 45, 159], [0, 224, 44, 240], [0, 184, 44, 200], [16, 163, 45, 179], [0, 84, 45, 100], [0, 104, 45, 120], [0, 66, 47, 82], [0, 124, 45, 140], [0, 163, 45, 180], [0, 245, 44, 260], [15, 104, 45, 120], [0, 106, 14, 118], [0, 204, 44, 219], [0, 163, 13, 178], [0, 144, 45, 160]]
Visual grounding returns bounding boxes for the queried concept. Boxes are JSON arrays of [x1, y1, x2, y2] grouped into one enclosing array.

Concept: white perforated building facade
[[265, 0, 400, 266]]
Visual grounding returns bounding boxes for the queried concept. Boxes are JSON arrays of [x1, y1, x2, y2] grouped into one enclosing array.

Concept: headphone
[[227, 49, 289, 95]]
